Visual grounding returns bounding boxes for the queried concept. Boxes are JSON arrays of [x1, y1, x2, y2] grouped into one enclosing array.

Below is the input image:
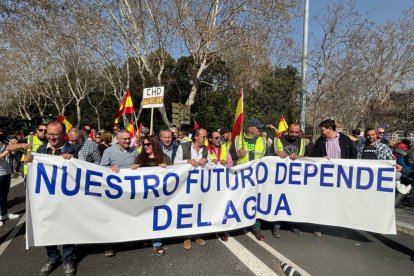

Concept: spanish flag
[[56, 115, 73, 133], [277, 115, 288, 138], [126, 121, 136, 137], [232, 88, 244, 140], [115, 90, 135, 118], [113, 116, 119, 127]]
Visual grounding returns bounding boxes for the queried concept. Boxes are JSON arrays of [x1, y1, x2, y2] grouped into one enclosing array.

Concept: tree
[[173, 0, 298, 107]]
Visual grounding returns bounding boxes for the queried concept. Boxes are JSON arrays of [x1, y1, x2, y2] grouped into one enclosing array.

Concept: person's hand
[[237, 148, 246, 158], [8, 139, 18, 144], [24, 153, 34, 163], [61, 153, 73, 159], [187, 159, 199, 167], [130, 164, 139, 170], [20, 143, 31, 150], [111, 164, 120, 173], [395, 164, 402, 172], [289, 153, 298, 160], [278, 152, 288, 159], [198, 158, 207, 166], [211, 159, 219, 165], [159, 163, 168, 168], [219, 160, 228, 166]]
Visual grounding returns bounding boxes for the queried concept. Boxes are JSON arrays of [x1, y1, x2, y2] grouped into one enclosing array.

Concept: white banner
[[26, 154, 396, 247]]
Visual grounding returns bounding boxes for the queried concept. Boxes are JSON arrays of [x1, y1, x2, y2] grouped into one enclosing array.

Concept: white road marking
[[218, 234, 279, 275], [246, 232, 311, 276], [0, 214, 26, 256], [10, 178, 24, 188]]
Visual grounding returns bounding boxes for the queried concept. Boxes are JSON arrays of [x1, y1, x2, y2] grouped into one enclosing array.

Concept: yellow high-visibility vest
[[273, 136, 305, 156], [208, 144, 228, 162], [22, 135, 44, 175], [234, 134, 266, 164]]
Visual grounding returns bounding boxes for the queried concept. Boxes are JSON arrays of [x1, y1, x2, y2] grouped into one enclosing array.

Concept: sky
[[295, 0, 413, 38]]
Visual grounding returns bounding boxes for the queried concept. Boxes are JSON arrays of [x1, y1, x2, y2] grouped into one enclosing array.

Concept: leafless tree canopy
[[0, 0, 413, 133]]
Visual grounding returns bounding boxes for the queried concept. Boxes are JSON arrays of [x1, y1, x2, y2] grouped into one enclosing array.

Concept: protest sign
[[26, 154, 396, 247]]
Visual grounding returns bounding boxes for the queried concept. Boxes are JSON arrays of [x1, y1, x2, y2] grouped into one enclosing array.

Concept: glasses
[[143, 143, 152, 147], [378, 132, 385, 134], [38, 129, 47, 132], [119, 137, 131, 140], [46, 133, 62, 138], [212, 136, 221, 140]]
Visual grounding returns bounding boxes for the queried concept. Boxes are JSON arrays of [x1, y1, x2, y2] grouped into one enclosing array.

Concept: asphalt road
[[1, 178, 413, 276]]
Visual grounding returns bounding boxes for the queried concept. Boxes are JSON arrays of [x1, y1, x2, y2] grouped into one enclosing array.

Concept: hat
[[393, 147, 407, 156], [247, 118, 265, 129]]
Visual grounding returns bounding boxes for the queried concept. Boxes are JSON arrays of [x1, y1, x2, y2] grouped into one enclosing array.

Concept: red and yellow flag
[[115, 90, 135, 118], [126, 121, 136, 137], [232, 88, 244, 140], [277, 115, 288, 138], [113, 117, 119, 127], [56, 115, 73, 133]]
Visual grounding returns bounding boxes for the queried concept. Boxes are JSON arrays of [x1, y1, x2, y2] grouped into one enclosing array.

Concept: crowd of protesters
[[1, 118, 413, 275]]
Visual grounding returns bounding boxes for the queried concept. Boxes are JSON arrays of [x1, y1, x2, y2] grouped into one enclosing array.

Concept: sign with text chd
[[142, 86, 164, 108]]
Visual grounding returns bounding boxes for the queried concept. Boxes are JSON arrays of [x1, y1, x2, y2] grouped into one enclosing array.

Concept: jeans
[[8, 152, 22, 173], [252, 220, 261, 231], [0, 173, 11, 216], [152, 239, 162, 247], [46, 245, 76, 263]]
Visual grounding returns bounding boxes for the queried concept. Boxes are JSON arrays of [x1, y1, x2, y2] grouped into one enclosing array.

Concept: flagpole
[[132, 112, 138, 132], [150, 108, 154, 135], [240, 88, 244, 149]]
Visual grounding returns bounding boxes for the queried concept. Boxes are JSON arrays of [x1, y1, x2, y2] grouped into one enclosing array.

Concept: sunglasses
[[378, 132, 385, 134], [212, 136, 221, 140], [38, 129, 47, 132], [143, 143, 152, 147]]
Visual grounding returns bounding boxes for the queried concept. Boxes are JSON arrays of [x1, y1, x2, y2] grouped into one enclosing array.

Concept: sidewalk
[[9, 175, 414, 235]]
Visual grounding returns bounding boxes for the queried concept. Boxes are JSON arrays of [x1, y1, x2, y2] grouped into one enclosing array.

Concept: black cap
[[247, 118, 265, 129]]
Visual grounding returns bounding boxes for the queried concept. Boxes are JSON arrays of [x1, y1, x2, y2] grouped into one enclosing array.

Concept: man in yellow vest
[[274, 122, 305, 160], [272, 122, 304, 238], [229, 118, 269, 241], [22, 124, 47, 176], [220, 127, 233, 167]]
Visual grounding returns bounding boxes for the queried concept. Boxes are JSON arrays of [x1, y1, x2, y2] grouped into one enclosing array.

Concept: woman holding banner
[[132, 135, 171, 256]]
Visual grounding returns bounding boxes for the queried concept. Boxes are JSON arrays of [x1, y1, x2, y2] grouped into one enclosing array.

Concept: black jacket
[[311, 133, 356, 159]]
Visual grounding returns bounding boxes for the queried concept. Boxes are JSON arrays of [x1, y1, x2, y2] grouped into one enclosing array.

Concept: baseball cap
[[246, 118, 265, 129]]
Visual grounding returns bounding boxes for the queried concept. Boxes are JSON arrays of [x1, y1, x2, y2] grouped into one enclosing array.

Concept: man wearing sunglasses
[[207, 130, 228, 166], [376, 127, 389, 145], [22, 124, 48, 176]]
